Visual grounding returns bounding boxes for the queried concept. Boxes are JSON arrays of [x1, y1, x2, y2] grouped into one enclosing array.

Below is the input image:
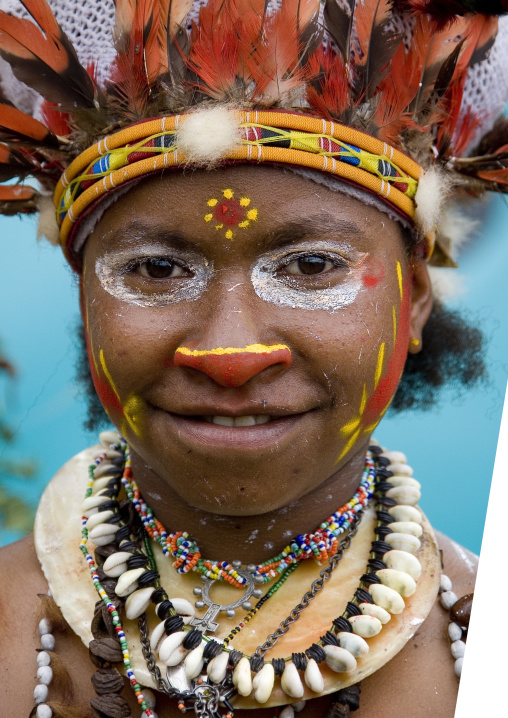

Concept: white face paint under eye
[[250, 241, 366, 312], [95, 244, 213, 307]]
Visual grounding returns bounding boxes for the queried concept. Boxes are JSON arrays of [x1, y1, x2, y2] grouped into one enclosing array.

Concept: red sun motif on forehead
[[204, 188, 258, 240]]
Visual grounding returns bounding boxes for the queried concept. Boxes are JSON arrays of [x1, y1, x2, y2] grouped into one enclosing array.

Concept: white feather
[[36, 194, 60, 246], [414, 167, 451, 237], [176, 106, 242, 167], [428, 267, 466, 301]]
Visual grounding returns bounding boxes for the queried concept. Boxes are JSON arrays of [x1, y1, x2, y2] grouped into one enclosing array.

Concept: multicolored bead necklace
[[122, 447, 376, 588]]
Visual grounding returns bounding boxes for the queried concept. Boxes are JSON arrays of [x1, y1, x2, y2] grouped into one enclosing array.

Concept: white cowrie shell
[[125, 587, 155, 619], [380, 451, 407, 464], [91, 477, 115, 494], [233, 656, 252, 696], [94, 462, 120, 479], [440, 591, 458, 610], [387, 521, 422, 538], [103, 551, 132, 578], [358, 602, 391, 624], [281, 661, 304, 698], [88, 523, 118, 547], [280, 707, 295, 718], [386, 485, 421, 506], [370, 584, 405, 614], [384, 550, 422, 580], [184, 643, 205, 680], [386, 476, 421, 490], [323, 645, 357, 673], [86, 510, 115, 531], [388, 505, 422, 524], [388, 461, 412, 476], [304, 658, 324, 693], [336, 632, 369, 657], [159, 631, 187, 664], [207, 651, 229, 684], [253, 663, 275, 703], [150, 621, 167, 652], [115, 567, 145, 597], [440, 574, 453, 592], [385, 532, 421, 553], [349, 614, 382, 637], [100, 430, 121, 447], [170, 597, 195, 622], [82, 494, 109, 515], [448, 622, 462, 642], [377, 568, 417, 597]]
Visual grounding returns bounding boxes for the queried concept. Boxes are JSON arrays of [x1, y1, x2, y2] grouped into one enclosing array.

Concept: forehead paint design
[[95, 245, 212, 307], [174, 343, 292, 387], [336, 263, 412, 463], [204, 188, 258, 240], [251, 242, 366, 312]]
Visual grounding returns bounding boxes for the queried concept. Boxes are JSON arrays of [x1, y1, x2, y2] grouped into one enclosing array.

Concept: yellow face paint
[[204, 189, 258, 240], [175, 343, 289, 357]]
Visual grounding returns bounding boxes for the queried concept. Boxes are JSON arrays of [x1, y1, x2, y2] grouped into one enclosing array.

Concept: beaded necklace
[[77, 433, 429, 718]]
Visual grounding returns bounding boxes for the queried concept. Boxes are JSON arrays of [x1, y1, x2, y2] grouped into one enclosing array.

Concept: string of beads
[[122, 450, 375, 588]]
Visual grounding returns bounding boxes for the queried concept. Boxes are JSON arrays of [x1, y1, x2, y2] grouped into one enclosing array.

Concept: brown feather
[[0, 0, 94, 107], [323, 0, 355, 64]]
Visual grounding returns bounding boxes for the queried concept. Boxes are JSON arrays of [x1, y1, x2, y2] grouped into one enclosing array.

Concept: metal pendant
[[190, 568, 259, 634]]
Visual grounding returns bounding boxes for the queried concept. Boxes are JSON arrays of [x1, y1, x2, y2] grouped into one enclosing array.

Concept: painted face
[[82, 165, 431, 515]]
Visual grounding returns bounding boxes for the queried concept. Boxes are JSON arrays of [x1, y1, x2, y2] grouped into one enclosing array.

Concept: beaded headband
[[54, 109, 425, 266]]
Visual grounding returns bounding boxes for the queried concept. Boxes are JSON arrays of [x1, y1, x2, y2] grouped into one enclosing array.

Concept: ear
[[408, 259, 433, 354]]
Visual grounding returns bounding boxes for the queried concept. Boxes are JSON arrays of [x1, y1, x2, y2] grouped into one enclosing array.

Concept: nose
[[174, 343, 292, 387]]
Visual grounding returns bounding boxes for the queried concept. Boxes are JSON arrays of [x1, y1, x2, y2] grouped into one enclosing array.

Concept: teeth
[[204, 415, 271, 427]]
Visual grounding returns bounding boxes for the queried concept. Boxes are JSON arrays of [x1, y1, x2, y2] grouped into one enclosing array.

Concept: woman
[[0, 1, 504, 716]]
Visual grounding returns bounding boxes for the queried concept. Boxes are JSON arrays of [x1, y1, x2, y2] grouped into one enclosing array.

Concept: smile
[[202, 414, 271, 426]]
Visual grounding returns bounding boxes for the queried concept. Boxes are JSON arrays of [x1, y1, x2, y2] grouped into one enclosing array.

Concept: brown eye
[[286, 256, 334, 275], [137, 259, 186, 279]]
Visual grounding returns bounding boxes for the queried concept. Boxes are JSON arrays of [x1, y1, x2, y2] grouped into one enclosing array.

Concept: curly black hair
[[75, 300, 487, 431]]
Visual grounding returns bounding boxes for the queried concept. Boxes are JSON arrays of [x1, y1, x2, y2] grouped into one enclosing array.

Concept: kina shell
[[385, 532, 421, 553], [349, 615, 382, 638], [370, 584, 405, 614], [103, 551, 132, 578], [337, 632, 369, 657], [387, 521, 422, 538], [281, 661, 304, 698], [377, 569, 416, 597], [233, 656, 253, 696], [159, 631, 187, 664], [185, 644, 205, 679], [253, 663, 275, 703], [115, 567, 145, 597], [125, 587, 155, 619], [304, 658, 324, 693], [207, 651, 229, 684], [358, 602, 391, 624], [323, 645, 357, 673], [387, 505, 422, 523]]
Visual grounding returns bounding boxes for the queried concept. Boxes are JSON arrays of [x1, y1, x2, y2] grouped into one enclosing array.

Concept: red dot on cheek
[[362, 258, 385, 288]]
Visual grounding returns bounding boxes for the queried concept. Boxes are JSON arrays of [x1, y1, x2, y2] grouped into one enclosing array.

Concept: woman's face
[[81, 165, 431, 515]]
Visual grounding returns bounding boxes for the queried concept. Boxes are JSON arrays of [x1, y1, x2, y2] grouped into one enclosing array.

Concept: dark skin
[[0, 166, 477, 715]]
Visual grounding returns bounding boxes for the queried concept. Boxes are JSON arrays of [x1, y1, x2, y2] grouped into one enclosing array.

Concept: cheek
[[362, 256, 386, 288]]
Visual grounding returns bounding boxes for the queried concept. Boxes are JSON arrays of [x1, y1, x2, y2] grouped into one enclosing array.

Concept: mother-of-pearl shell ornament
[[35, 437, 441, 715]]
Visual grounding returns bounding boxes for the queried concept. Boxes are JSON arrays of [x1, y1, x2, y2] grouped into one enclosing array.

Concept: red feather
[[0, 0, 94, 107], [306, 45, 350, 119]]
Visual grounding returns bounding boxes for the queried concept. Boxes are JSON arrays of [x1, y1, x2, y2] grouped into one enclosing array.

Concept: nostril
[[174, 343, 292, 387]]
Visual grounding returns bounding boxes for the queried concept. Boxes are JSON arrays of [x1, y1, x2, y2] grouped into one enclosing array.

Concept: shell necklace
[[80, 432, 433, 718]]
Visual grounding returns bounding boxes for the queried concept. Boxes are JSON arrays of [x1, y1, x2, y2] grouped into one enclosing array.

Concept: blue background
[[1, 198, 507, 553]]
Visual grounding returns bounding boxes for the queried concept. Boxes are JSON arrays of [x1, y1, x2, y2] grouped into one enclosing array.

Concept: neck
[[129, 441, 370, 565]]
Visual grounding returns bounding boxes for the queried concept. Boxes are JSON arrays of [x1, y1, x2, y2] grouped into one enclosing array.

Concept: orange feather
[[0, 102, 56, 144]]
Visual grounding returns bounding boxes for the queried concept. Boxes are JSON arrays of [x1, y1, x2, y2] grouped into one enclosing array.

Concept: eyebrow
[[264, 214, 366, 250], [101, 221, 191, 252]]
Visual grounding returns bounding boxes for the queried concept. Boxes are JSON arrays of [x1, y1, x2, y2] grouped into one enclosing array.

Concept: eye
[[284, 255, 336, 276], [136, 258, 189, 279]]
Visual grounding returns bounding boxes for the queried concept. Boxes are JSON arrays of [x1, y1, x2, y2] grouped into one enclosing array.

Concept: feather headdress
[[1, 0, 508, 267]]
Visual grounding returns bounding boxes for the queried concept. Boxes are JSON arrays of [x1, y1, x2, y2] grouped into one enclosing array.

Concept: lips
[[202, 414, 271, 426]]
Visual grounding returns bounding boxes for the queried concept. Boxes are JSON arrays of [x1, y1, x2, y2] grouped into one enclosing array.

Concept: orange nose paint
[[174, 343, 292, 387]]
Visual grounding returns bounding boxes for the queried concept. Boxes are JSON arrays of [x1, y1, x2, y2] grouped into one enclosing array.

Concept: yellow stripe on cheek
[[374, 343, 385, 390], [396, 261, 403, 301]]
